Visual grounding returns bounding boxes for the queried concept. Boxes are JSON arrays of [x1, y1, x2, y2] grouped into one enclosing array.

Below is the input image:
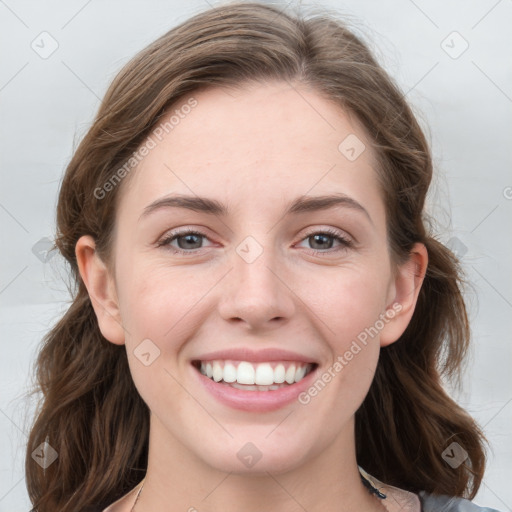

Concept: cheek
[[305, 266, 389, 346], [118, 263, 197, 412], [299, 270, 385, 419], [116, 256, 206, 337]]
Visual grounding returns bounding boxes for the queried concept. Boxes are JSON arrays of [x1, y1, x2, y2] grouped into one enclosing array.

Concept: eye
[[157, 227, 353, 256], [157, 229, 213, 254], [296, 228, 353, 255]]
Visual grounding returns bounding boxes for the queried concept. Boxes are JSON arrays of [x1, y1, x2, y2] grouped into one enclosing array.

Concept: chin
[[196, 434, 312, 475]]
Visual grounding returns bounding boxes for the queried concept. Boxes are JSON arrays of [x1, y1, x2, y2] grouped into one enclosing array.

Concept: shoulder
[[358, 468, 503, 512], [419, 491, 504, 512]]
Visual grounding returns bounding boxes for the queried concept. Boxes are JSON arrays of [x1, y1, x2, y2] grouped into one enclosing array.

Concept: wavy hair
[[25, 2, 487, 510]]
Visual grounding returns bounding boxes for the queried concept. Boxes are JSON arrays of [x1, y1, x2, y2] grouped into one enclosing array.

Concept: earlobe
[[379, 242, 428, 347], [75, 235, 126, 346]]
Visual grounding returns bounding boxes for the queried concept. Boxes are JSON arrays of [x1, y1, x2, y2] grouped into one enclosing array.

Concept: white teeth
[[274, 364, 285, 383], [230, 382, 258, 391], [228, 382, 289, 391], [223, 363, 237, 383], [295, 365, 307, 382], [285, 364, 296, 384], [255, 363, 274, 385], [237, 361, 255, 385], [197, 360, 313, 387], [212, 361, 223, 382]]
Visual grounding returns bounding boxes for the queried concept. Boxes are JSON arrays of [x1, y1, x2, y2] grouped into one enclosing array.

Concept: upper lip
[[192, 348, 319, 364]]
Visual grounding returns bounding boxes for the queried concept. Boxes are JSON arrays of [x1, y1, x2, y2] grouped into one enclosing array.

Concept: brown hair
[[24, 2, 488, 510]]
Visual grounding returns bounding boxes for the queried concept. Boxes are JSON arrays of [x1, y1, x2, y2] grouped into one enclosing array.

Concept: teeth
[[295, 365, 307, 381], [223, 363, 237, 383], [197, 360, 313, 386], [228, 382, 289, 391], [237, 361, 255, 384], [274, 364, 285, 383], [285, 364, 296, 384], [255, 363, 274, 385], [213, 361, 224, 382]]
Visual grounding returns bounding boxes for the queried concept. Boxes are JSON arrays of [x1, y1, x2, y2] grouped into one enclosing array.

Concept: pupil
[[179, 234, 201, 249], [312, 234, 332, 249]]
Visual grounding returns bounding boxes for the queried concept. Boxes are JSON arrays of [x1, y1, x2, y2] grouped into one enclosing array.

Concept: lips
[[191, 347, 318, 365], [189, 348, 320, 412]]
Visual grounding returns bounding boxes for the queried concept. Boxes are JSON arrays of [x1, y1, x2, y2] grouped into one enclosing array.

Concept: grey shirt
[[359, 467, 503, 512], [419, 491, 503, 512]]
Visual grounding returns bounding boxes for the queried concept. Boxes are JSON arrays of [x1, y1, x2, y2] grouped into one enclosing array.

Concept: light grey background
[[1, 0, 511, 510]]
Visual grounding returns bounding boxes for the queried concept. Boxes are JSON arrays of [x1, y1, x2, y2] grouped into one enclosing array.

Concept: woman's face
[[80, 80, 423, 475]]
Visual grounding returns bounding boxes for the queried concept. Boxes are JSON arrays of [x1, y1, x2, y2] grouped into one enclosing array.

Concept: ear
[[75, 235, 125, 345], [379, 242, 428, 347]]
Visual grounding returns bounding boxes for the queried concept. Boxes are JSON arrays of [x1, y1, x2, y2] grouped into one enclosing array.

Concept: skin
[[76, 80, 428, 512]]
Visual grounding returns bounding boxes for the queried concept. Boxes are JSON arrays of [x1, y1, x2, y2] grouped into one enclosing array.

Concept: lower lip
[[192, 363, 319, 412]]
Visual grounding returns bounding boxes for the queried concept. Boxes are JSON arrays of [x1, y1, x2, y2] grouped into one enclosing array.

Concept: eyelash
[[156, 228, 353, 256]]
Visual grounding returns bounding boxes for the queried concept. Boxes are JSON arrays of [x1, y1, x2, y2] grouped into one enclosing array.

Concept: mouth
[[191, 359, 317, 390], [190, 359, 319, 413]]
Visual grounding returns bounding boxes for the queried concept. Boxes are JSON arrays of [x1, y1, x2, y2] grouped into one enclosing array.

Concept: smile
[[193, 360, 316, 390], [190, 349, 320, 412]]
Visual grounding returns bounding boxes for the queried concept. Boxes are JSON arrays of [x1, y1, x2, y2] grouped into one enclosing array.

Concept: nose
[[217, 243, 296, 330]]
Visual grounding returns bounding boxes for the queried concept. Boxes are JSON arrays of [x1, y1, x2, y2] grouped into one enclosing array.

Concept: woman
[[25, 2, 502, 511]]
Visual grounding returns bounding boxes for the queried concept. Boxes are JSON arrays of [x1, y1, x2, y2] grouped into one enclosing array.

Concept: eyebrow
[[139, 192, 373, 224]]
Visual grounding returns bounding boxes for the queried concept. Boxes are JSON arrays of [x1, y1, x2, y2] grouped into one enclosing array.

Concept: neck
[[134, 414, 387, 512]]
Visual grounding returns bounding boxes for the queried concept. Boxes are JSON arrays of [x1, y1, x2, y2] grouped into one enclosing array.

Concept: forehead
[[118, 81, 383, 222]]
